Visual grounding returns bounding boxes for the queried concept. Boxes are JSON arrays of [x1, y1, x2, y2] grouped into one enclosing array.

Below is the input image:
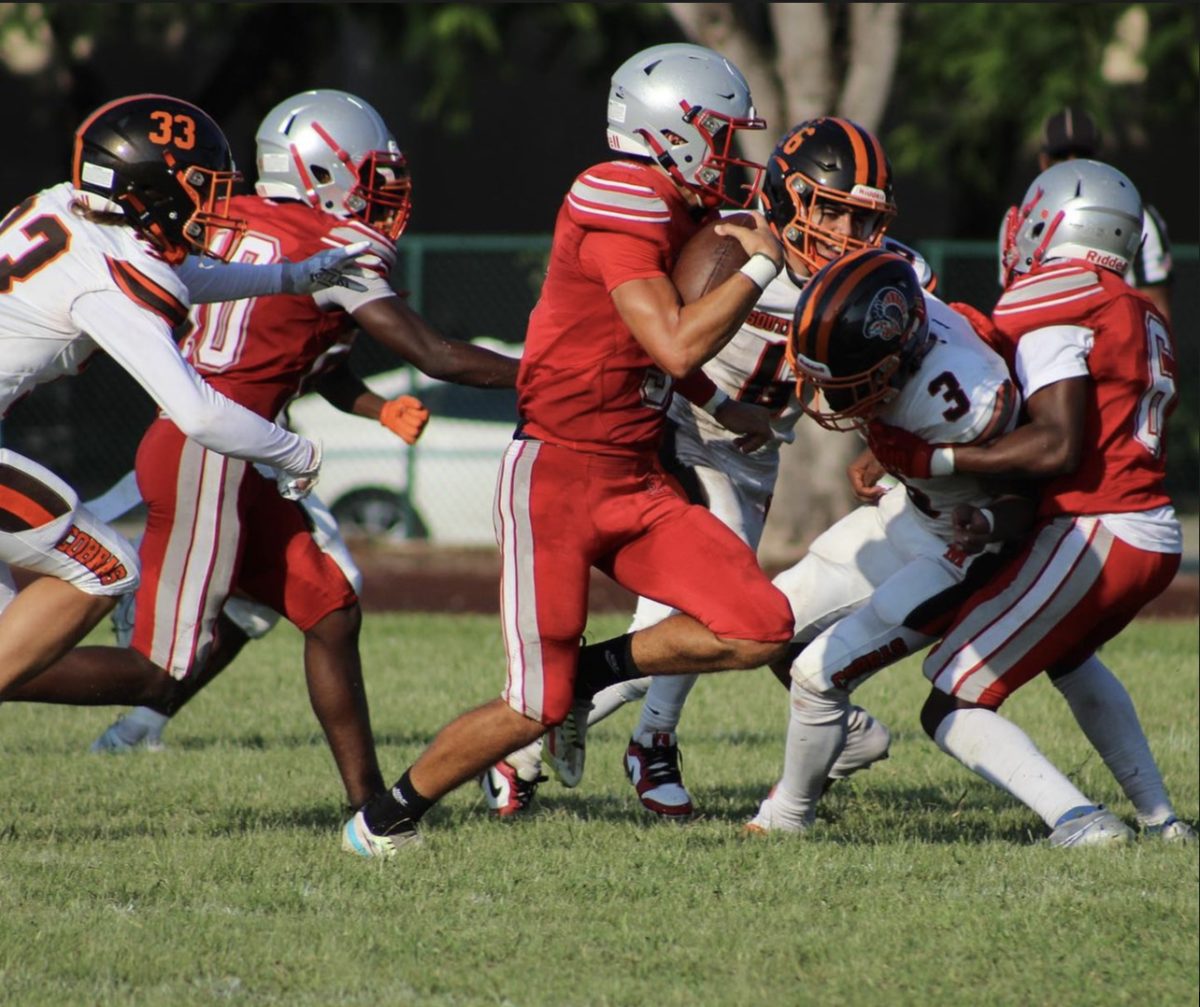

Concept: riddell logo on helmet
[[1085, 250, 1126, 270]]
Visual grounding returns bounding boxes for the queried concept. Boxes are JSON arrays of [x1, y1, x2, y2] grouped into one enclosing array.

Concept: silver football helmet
[[1000, 159, 1142, 284], [255, 89, 412, 240], [606, 43, 766, 209]]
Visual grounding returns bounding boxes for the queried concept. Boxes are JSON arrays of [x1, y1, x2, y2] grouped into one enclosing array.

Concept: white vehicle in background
[[287, 342, 521, 543]]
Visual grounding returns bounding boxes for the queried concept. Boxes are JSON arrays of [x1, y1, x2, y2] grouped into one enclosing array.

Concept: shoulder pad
[[881, 236, 937, 292], [565, 162, 673, 238], [327, 222, 395, 276], [994, 263, 1104, 326]]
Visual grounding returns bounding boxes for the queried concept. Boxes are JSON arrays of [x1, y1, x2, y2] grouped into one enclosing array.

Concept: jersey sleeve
[[1013, 325, 1092, 399], [68, 288, 315, 475], [577, 229, 668, 291], [312, 222, 396, 313], [103, 255, 190, 328]]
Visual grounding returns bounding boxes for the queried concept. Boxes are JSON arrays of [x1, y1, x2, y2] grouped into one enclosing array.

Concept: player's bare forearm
[[354, 296, 519, 388], [953, 377, 1085, 480], [611, 273, 763, 378]]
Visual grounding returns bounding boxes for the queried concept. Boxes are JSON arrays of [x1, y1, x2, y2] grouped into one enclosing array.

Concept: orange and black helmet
[[72, 94, 244, 262], [788, 247, 929, 431], [761, 117, 896, 276]]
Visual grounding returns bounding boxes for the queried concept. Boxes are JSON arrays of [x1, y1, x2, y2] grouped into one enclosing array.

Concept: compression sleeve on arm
[[175, 256, 286, 304]]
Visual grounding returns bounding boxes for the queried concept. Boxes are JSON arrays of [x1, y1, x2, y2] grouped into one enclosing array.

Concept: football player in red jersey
[[0, 93, 376, 702], [870, 159, 1194, 845], [8, 90, 518, 811], [343, 43, 798, 855]]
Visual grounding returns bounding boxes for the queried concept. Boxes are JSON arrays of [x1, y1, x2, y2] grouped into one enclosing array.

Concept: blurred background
[[1, 2, 1195, 555]]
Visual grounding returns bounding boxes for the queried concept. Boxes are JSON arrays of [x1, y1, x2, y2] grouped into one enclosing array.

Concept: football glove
[[281, 241, 370, 294], [379, 395, 430, 445], [277, 441, 322, 501]]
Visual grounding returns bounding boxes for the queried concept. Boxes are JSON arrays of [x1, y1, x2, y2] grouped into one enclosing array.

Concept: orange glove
[[379, 395, 430, 445]]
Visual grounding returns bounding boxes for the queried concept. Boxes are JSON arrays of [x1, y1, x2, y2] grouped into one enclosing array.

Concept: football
[[670, 212, 755, 303]]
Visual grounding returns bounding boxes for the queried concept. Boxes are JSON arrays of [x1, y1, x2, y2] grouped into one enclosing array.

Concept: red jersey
[[518, 160, 714, 455], [992, 261, 1176, 517], [181, 195, 396, 418]]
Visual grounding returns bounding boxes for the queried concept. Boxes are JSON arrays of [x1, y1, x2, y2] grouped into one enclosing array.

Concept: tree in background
[[1, 3, 1194, 523]]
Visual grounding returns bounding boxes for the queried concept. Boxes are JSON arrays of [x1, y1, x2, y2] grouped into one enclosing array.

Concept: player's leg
[[1050, 655, 1192, 842], [921, 517, 1178, 845], [545, 480, 791, 803], [611, 464, 764, 817], [91, 489, 352, 752], [237, 479, 382, 808], [346, 441, 593, 850], [752, 549, 947, 832], [0, 451, 139, 697]]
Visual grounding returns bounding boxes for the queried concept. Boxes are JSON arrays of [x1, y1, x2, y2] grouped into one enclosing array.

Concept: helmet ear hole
[[310, 165, 332, 184]]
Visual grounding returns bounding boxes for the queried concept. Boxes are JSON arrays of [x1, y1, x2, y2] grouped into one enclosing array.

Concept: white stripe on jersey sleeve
[[1013, 324, 1092, 399], [1000, 266, 1098, 305], [568, 176, 670, 221]]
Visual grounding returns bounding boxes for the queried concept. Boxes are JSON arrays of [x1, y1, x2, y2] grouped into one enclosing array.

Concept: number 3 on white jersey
[[1134, 312, 1176, 458], [188, 232, 281, 371]]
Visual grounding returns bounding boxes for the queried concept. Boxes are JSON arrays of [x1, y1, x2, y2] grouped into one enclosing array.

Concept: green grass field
[[1, 613, 1196, 1006]]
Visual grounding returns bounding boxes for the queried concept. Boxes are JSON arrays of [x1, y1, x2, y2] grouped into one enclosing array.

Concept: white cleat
[[1047, 806, 1135, 848], [1142, 817, 1197, 844], [543, 698, 591, 788], [340, 810, 422, 858]]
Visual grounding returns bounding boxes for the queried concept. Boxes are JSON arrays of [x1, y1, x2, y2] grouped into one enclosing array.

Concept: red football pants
[[924, 514, 1179, 707], [493, 439, 794, 723]]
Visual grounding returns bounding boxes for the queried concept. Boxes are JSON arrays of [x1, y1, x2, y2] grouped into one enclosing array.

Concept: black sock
[[362, 769, 433, 833], [575, 634, 641, 700]]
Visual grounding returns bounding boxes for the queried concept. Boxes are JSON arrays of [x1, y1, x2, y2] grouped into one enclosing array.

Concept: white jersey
[[667, 266, 805, 498], [0, 183, 313, 476], [875, 294, 1020, 542]]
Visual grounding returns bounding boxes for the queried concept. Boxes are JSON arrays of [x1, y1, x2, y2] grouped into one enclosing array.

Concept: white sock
[[633, 674, 697, 739], [772, 682, 850, 829], [588, 676, 650, 727], [933, 707, 1093, 828], [1053, 655, 1175, 827], [505, 739, 544, 781]]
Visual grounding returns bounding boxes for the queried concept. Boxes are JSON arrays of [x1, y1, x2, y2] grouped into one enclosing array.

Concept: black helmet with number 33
[[72, 94, 244, 263], [761, 117, 897, 276], [787, 248, 930, 431]]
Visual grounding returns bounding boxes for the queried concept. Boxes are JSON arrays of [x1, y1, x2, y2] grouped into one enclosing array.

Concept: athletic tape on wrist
[[978, 507, 996, 534], [699, 388, 730, 416], [930, 446, 956, 477], [739, 253, 781, 292]]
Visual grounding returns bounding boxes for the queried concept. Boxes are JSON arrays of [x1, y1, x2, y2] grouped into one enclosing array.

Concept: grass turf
[[1, 614, 1196, 1006]]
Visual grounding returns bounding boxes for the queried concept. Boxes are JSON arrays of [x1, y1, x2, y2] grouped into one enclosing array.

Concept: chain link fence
[[2, 236, 1195, 543]]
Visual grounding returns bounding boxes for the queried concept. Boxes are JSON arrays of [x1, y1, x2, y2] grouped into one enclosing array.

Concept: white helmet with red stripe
[[1001, 159, 1142, 284], [254, 89, 412, 241], [606, 43, 766, 209]]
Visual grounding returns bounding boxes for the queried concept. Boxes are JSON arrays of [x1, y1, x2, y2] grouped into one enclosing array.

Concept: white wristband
[[700, 389, 730, 416], [930, 446, 956, 477], [977, 508, 996, 534], [739, 253, 781, 292]]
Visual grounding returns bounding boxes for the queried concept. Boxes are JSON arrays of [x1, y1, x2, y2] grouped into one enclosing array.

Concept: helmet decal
[[865, 286, 910, 342]]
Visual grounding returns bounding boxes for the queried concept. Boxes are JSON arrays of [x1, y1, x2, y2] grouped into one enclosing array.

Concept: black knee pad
[[919, 689, 958, 740]]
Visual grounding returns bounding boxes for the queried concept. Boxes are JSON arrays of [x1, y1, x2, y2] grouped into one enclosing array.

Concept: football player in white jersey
[[483, 118, 916, 818], [0, 94, 363, 701], [744, 247, 1026, 834]]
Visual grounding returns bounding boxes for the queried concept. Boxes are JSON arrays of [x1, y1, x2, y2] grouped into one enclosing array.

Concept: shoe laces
[[639, 736, 683, 786], [512, 773, 548, 810]]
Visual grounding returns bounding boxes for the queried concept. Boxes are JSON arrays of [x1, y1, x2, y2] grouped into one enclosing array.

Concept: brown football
[[670, 212, 755, 303]]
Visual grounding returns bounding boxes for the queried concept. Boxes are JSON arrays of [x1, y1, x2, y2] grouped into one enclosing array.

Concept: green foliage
[[1, 614, 1196, 1005]]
